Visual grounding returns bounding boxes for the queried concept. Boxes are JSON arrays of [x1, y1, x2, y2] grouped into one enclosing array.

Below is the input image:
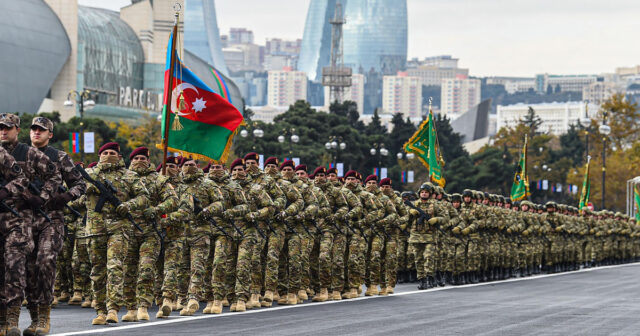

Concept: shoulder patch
[[12, 163, 22, 174]]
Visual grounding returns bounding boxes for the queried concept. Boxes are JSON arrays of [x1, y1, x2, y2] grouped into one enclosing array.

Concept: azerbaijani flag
[[157, 32, 243, 163], [578, 157, 591, 211], [401, 171, 406, 183], [69, 132, 80, 153]]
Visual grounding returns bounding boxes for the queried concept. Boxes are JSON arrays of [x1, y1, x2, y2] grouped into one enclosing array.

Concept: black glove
[[26, 195, 45, 209], [0, 188, 9, 201], [49, 192, 73, 210]]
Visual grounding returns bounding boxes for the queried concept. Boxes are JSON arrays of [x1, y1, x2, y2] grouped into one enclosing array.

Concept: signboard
[[84, 132, 95, 153]]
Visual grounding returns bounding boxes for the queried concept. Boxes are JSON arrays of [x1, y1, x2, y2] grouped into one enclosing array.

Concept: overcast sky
[[78, 0, 640, 77]]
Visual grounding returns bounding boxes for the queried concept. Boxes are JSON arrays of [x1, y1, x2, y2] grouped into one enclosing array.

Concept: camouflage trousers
[[309, 235, 321, 292], [381, 237, 397, 288], [211, 234, 232, 301], [72, 237, 91, 298], [299, 232, 315, 292], [397, 237, 415, 272], [285, 231, 306, 294], [185, 234, 210, 301], [250, 224, 267, 295], [26, 214, 64, 306], [54, 231, 75, 296], [366, 234, 385, 286], [439, 236, 456, 273], [88, 230, 129, 314], [412, 242, 436, 279], [317, 231, 335, 289], [161, 238, 185, 300], [346, 234, 366, 290], [0, 210, 34, 308], [466, 235, 481, 272], [330, 233, 347, 292], [123, 233, 160, 309], [226, 232, 256, 303], [264, 227, 286, 293]]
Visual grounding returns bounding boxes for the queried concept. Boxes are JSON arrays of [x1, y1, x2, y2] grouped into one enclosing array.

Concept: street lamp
[[64, 89, 95, 162], [599, 110, 611, 209], [371, 143, 387, 167], [326, 136, 346, 163], [237, 122, 264, 151], [279, 128, 298, 156]]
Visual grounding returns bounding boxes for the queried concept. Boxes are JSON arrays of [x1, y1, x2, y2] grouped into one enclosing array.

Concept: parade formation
[[1, 112, 639, 335]]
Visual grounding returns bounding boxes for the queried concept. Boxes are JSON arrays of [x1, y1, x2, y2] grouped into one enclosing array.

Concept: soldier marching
[[0, 113, 639, 335]]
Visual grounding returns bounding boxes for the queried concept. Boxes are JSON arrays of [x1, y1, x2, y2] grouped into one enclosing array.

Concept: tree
[[555, 84, 561, 93], [547, 84, 553, 95], [521, 107, 543, 136]]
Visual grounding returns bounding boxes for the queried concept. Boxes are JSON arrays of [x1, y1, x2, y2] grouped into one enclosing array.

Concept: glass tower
[[184, 0, 229, 76], [298, 0, 337, 81]]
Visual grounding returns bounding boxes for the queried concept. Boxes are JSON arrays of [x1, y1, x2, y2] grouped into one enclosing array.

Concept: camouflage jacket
[[208, 172, 250, 238], [130, 166, 179, 236], [234, 175, 274, 237], [267, 172, 304, 228], [372, 188, 398, 235], [0, 146, 29, 203], [181, 169, 224, 237], [37, 145, 85, 211], [347, 184, 382, 233], [84, 160, 149, 235], [162, 175, 193, 241], [408, 198, 446, 243], [315, 179, 349, 234]]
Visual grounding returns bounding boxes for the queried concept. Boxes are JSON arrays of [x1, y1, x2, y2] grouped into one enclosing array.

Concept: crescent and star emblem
[[171, 83, 207, 117]]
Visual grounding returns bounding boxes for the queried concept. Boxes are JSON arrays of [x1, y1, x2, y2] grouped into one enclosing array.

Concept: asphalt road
[[37, 262, 640, 335]]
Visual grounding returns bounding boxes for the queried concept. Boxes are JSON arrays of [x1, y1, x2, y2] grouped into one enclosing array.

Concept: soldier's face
[[547, 207, 555, 213], [265, 164, 278, 174], [296, 170, 308, 179], [505, 203, 511, 209], [436, 194, 443, 200], [131, 155, 149, 163], [29, 126, 52, 147], [245, 160, 259, 169], [419, 190, 430, 200], [315, 173, 326, 183], [212, 164, 224, 171], [345, 176, 357, 186], [365, 180, 377, 191], [165, 163, 178, 176], [0, 125, 19, 144], [482, 199, 489, 205], [452, 201, 461, 208], [328, 173, 338, 181], [231, 166, 246, 179], [521, 205, 529, 212], [381, 185, 393, 193], [463, 196, 471, 203]]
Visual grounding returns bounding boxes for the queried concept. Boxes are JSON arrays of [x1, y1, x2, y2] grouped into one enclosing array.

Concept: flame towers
[[184, 0, 229, 76]]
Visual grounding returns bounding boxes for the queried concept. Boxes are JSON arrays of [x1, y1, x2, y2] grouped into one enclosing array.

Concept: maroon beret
[[202, 162, 212, 173], [230, 158, 245, 170], [280, 159, 295, 170], [356, 172, 363, 181], [344, 170, 358, 179], [87, 162, 98, 168], [165, 156, 179, 165], [264, 156, 279, 167], [176, 156, 186, 167], [312, 166, 326, 176], [244, 152, 259, 162], [327, 167, 338, 175], [129, 146, 150, 160], [379, 178, 392, 186], [98, 142, 120, 155], [74, 161, 83, 166], [364, 174, 378, 184], [295, 164, 307, 172]]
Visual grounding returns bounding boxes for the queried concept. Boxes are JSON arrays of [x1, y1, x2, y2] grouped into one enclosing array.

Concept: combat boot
[[229, 302, 237, 312], [437, 273, 445, 287], [285, 293, 298, 305], [417, 278, 426, 290], [106, 309, 119, 323], [262, 290, 274, 304], [160, 298, 172, 318], [387, 286, 394, 294], [137, 307, 149, 321], [345, 288, 357, 299], [203, 301, 214, 314], [91, 313, 107, 325], [247, 294, 260, 309], [50, 297, 57, 308], [330, 291, 342, 301], [297, 290, 308, 301], [378, 287, 388, 296], [312, 288, 328, 302], [175, 297, 185, 311], [235, 300, 246, 312], [122, 309, 138, 322], [23, 305, 38, 336], [185, 299, 199, 315], [58, 292, 70, 303], [211, 300, 223, 314], [222, 298, 230, 307], [365, 285, 379, 296], [5, 307, 20, 336], [68, 292, 83, 305], [35, 305, 51, 336], [90, 299, 96, 309], [277, 295, 288, 305]]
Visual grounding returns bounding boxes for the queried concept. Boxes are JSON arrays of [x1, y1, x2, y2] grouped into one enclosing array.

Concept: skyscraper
[[184, 0, 229, 75], [298, 0, 337, 81]]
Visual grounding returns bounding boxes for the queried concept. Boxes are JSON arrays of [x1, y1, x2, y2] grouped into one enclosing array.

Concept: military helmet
[[394, 191, 401, 197], [498, 195, 505, 203], [419, 183, 434, 193], [462, 189, 473, 198], [513, 201, 521, 208], [473, 191, 483, 200], [434, 186, 444, 195], [451, 193, 462, 202], [615, 212, 623, 218], [545, 201, 557, 209], [505, 197, 512, 204]]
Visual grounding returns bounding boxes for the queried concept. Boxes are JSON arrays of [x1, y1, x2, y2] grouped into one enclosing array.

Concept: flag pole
[[162, 8, 180, 175]]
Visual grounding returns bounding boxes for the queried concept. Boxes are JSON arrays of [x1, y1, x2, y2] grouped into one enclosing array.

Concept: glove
[[0, 188, 9, 201], [49, 192, 74, 210], [506, 228, 512, 234], [116, 203, 130, 217], [555, 227, 562, 232], [143, 207, 157, 219], [26, 195, 45, 209], [462, 227, 470, 235], [428, 217, 439, 225], [452, 227, 461, 234], [522, 230, 529, 236]]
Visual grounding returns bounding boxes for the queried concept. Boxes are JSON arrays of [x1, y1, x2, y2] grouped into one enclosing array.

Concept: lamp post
[[599, 110, 611, 210], [239, 122, 264, 151], [64, 89, 95, 162], [325, 136, 346, 163], [579, 102, 594, 161], [370, 143, 388, 168], [278, 128, 299, 157]]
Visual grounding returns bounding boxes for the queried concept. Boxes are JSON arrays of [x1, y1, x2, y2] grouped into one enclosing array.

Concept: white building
[[323, 74, 365, 113], [582, 81, 619, 105], [535, 74, 599, 93], [407, 55, 469, 87], [496, 101, 598, 135], [267, 67, 307, 107], [441, 75, 481, 119], [382, 72, 422, 119]]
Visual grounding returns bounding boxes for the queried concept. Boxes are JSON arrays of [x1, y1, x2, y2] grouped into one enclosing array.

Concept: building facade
[[535, 73, 599, 93], [324, 73, 364, 113], [183, 0, 228, 75], [382, 72, 421, 119], [267, 67, 308, 107], [496, 101, 598, 135], [582, 81, 619, 105], [441, 75, 481, 119]]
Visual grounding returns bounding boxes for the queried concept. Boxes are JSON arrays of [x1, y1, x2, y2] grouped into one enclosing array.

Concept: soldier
[[0, 114, 62, 336], [448, 193, 467, 285], [398, 191, 417, 283], [459, 189, 480, 283], [408, 183, 447, 289], [121, 147, 179, 322], [82, 142, 149, 325], [0, 141, 30, 336], [24, 117, 84, 335], [67, 194, 92, 308], [380, 178, 408, 293], [434, 186, 457, 285]]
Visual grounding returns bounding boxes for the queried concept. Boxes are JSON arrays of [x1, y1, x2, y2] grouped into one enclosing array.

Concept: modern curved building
[[298, 0, 338, 81], [0, 0, 70, 113], [184, 0, 229, 76]]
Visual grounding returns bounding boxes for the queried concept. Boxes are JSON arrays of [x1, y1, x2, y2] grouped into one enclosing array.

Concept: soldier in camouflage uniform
[[83, 142, 149, 325], [24, 116, 84, 335], [368, 177, 398, 295], [448, 193, 468, 285], [178, 158, 224, 316], [226, 158, 273, 312], [397, 191, 417, 283], [65, 194, 92, 308], [434, 186, 457, 285], [380, 178, 408, 293], [459, 189, 480, 283], [261, 157, 303, 306], [0, 135, 30, 336], [121, 147, 179, 322]]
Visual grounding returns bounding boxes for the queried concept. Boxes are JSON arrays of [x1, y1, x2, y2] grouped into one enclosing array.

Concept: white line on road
[[51, 262, 640, 336]]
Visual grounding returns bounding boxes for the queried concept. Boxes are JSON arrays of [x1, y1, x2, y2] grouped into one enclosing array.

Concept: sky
[[78, 0, 640, 77]]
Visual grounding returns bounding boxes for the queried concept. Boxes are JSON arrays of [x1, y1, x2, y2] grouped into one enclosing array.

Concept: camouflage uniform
[[335, 185, 362, 294], [123, 165, 178, 310], [346, 183, 380, 294], [85, 159, 149, 315], [371, 188, 398, 290], [68, 196, 91, 301], [408, 196, 447, 287], [292, 176, 323, 296]]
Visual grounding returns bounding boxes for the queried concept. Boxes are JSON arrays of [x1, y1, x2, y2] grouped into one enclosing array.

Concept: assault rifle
[[28, 181, 51, 222], [75, 164, 143, 233]]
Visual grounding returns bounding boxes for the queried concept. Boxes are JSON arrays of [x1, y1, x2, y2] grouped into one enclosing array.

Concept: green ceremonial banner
[[578, 157, 591, 211], [635, 185, 640, 221], [510, 135, 530, 201], [403, 109, 445, 187]]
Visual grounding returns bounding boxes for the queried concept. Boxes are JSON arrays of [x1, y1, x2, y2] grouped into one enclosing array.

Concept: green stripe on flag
[[166, 115, 232, 161]]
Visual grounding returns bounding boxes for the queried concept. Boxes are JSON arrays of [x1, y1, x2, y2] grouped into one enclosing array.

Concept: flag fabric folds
[[578, 157, 591, 211], [403, 109, 445, 187], [157, 32, 244, 163], [510, 135, 530, 201], [634, 185, 640, 221]]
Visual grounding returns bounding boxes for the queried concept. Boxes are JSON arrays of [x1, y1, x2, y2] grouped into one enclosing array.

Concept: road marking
[[51, 262, 640, 335]]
